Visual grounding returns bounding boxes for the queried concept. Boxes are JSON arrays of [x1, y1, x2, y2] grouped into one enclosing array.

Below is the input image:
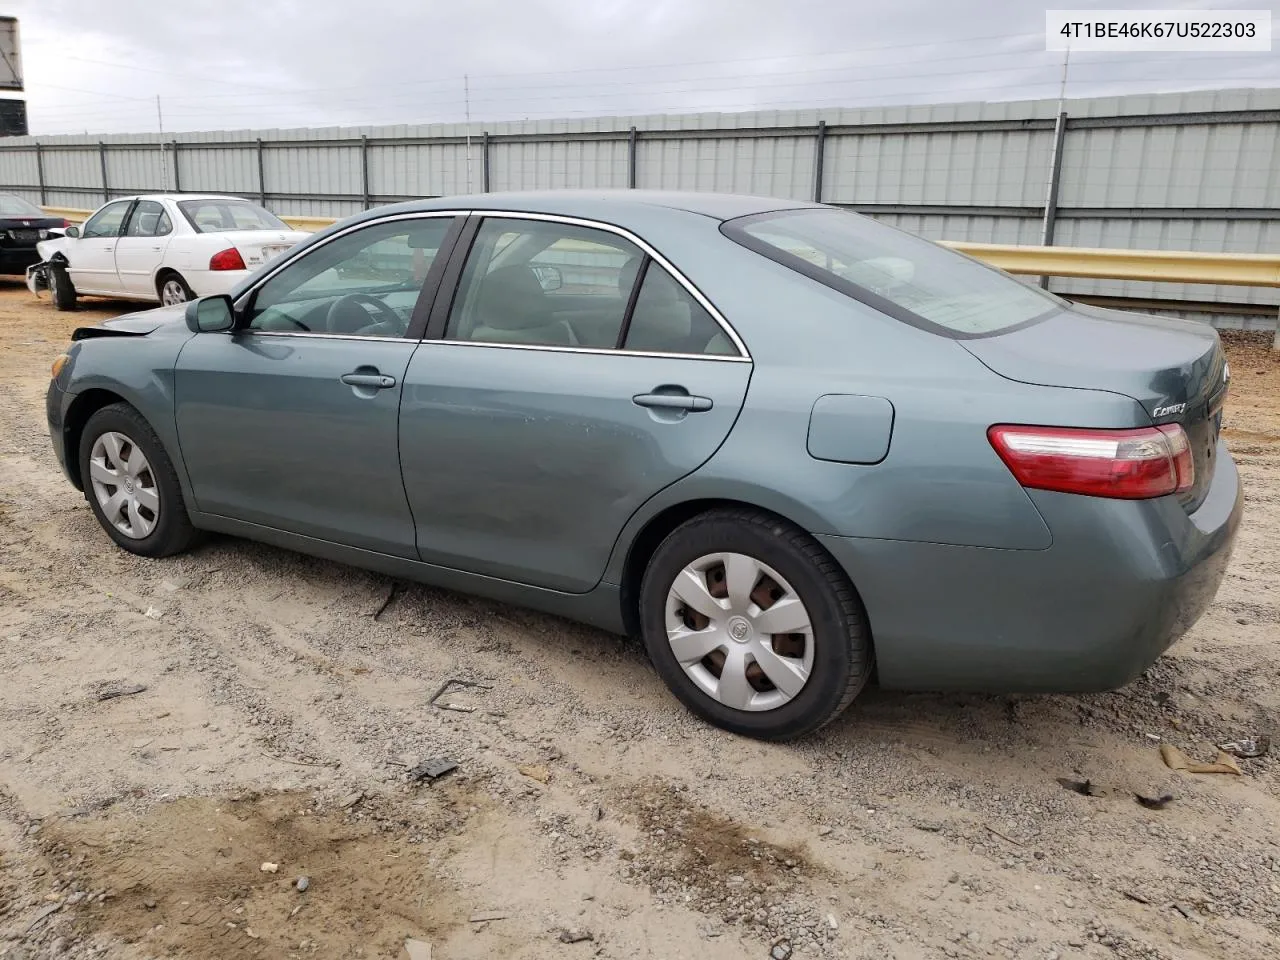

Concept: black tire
[[78, 402, 199, 558], [639, 508, 872, 741], [50, 263, 77, 311], [156, 271, 194, 306]]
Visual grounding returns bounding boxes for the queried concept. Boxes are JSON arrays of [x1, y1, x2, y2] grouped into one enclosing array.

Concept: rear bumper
[[819, 439, 1242, 693], [0, 245, 41, 274], [184, 268, 251, 298]]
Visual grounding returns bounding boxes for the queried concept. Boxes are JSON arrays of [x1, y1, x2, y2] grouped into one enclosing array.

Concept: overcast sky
[[6, 0, 1279, 135]]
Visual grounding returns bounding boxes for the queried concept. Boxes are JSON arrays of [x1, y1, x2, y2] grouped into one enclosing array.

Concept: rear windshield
[[0, 194, 45, 217], [722, 208, 1061, 337], [178, 199, 288, 234]]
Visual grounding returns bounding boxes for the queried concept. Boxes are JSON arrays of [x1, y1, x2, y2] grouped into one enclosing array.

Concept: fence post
[[360, 135, 371, 209], [172, 140, 181, 193], [98, 141, 109, 203], [481, 131, 490, 192], [34, 142, 45, 205], [627, 126, 638, 188], [812, 120, 827, 204], [1038, 110, 1068, 288], [257, 138, 267, 205]]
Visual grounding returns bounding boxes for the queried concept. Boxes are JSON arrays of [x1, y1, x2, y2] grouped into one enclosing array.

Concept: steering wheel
[[324, 293, 404, 334]]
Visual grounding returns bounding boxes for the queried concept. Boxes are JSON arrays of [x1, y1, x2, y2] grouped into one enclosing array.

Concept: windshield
[[723, 208, 1061, 336], [0, 194, 46, 217], [178, 199, 288, 234]]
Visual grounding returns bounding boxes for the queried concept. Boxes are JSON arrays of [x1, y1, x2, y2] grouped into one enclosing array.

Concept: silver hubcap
[[89, 431, 160, 539], [665, 552, 815, 712], [161, 279, 187, 305]]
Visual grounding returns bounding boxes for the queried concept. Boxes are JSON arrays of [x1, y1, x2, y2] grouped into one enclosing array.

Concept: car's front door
[[174, 213, 461, 557], [114, 199, 174, 297], [399, 214, 752, 593], [66, 199, 133, 294]]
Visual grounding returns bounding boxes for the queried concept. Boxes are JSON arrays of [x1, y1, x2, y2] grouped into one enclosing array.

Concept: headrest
[[474, 264, 554, 331]]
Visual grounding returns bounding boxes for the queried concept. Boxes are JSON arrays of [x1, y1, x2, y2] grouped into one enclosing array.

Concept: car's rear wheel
[[78, 403, 199, 558], [50, 263, 77, 311], [158, 272, 194, 306], [639, 507, 872, 740]]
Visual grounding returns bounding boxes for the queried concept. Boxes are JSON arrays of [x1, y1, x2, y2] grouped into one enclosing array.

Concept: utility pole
[[157, 94, 169, 192], [464, 73, 473, 194]]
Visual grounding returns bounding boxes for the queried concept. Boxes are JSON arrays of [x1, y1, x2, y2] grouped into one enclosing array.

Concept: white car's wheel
[[158, 273, 194, 306]]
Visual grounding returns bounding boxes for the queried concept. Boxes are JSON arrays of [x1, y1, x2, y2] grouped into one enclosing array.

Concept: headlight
[[39, 229, 49, 240]]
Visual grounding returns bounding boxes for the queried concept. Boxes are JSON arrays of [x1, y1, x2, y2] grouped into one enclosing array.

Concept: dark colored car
[[0, 193, 68, 274], [45, 191, 1242, 740]]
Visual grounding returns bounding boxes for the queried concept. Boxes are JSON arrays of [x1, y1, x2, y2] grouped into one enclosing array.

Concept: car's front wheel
[[158, 272, 194, 306], [639, 507, 872, 740], [78, 403, 199, 558], [50, 263, 77, 311]]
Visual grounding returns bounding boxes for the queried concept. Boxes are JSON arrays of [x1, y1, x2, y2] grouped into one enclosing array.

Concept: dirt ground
[[0, 282, 1277, 960]]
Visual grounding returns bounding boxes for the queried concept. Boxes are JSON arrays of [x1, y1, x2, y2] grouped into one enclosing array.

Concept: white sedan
[[27, 194, 310, 309]]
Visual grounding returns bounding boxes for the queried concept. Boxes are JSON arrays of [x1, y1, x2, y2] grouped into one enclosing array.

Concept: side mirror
[[532, 264, 562, 292], [185, 295, 236, 333], [64, 225, 80, 239]]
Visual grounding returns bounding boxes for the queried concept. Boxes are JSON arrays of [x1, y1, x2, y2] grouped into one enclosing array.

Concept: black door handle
[[632, 392, 713, 412], [341, 372, 397, 389]]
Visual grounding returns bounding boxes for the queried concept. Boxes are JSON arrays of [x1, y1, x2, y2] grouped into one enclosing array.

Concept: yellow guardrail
[[941, 241, 1280, 288], [38, 205, 1280, 290]]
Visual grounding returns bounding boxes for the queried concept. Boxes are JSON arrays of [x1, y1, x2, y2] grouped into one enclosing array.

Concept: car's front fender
[[58, 330, 198, 506]]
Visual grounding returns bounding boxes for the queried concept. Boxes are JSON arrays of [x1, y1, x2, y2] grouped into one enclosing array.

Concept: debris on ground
[[519, 763, 551, 784], [1123, 891, 1152, 905], [408, 757, 459, 783], [557, 928, 594, 943], [1160, 744, 1242, 774], [96, 682, 147, 702], [144, 606, 162, 620], [428, 677, 493, 712], [403, 938, 432, 960], [260, 862, 279, 873], [25, 903, 61, 933], [1134, 792, 1175, 810], [469, 909, 509, 923], [372, 582, 400, 620], [296, 876, 310, 892], [770, 939, 793, 960], [339, 791, 364, 809], [1055, 777, 1106, 796], [1216, 735, 1270, 759]]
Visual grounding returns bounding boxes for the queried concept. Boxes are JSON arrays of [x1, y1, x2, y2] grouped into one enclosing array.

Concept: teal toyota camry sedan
[[46, 191, 1241, 740]]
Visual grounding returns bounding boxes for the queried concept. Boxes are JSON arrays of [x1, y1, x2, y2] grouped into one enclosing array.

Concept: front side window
[[123, 200, 172, 237], [723, 208, 1062, 337], [446, 218, 643, 348], [81, 200, 132, 239], [246, 216, 454, 337], [179, 199, 288, 234]]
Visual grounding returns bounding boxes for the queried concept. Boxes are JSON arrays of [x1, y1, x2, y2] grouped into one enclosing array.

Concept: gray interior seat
[[469, 264, 579, 345]]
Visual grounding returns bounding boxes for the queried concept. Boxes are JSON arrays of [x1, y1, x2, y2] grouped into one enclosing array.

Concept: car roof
[[372, 190, 823, 223], [109, 194, 256, 204]]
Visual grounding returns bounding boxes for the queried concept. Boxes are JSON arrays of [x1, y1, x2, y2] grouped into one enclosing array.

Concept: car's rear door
[[66, 199, 133, 294], [114, 199, 174, 297], [174, 212, 462, 557], [399, 213, 752, 593]]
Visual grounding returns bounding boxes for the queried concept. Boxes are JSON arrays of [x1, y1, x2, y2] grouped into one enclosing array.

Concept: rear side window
[[722, 208, 1062, 337], [623, 263, 736, 355]]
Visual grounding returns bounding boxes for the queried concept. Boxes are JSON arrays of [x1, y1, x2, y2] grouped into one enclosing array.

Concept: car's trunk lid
[[962, 302, 1228, 510], [228, 230, 307, 270]]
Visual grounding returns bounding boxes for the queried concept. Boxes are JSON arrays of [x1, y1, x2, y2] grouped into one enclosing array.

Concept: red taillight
[[209, 247, 246, 271], [57, 218, 69, 228], [988, 424, 1195, 500]]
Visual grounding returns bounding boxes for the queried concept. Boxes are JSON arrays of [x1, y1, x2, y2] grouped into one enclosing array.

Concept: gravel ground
[[0, 282, 1277, 960]]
